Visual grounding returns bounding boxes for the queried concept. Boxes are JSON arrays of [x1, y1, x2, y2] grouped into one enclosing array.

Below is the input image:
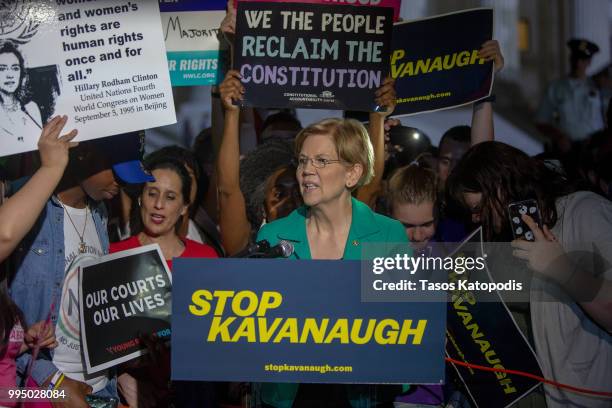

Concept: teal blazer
[[255, 198, 411, 408], [257, 197, 409, 260]]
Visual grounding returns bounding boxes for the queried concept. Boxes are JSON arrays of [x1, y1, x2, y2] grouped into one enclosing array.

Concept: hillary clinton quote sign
[[0, 0, 176, 157]]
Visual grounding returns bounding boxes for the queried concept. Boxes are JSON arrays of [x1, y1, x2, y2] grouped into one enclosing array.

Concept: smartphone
[[508, 199, 542, 241]]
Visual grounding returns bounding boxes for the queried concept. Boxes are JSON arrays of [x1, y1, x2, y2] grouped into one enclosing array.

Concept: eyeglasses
[[295, 156, 343, 169]]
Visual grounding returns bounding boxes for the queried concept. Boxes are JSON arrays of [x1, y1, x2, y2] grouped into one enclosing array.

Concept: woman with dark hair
[[448, 141, 612, 408], [110, 157, 218, 407], [123, 145, 224, 254], [217, 72, 303, 256], [0, 40, 42, 147], [448, 141, 575, 241], [263, 164, 302, 222], [111, 157, 218, 268]]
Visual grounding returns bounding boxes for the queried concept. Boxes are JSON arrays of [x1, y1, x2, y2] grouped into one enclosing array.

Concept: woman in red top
[[110, 157, 217, 268], [110, 157, 217, 407]]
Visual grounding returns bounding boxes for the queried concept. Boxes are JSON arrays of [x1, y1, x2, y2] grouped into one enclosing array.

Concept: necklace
[[137, 232, 185, 259], [2, 97, 20, 112], [60, 201, 89, 254]]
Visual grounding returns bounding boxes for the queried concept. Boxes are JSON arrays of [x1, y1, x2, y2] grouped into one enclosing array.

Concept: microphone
[[258, 240, 294, 259], [233, 240, 271, 258]]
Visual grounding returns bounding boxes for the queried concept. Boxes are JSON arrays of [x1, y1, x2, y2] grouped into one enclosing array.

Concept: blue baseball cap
[[112, 160, 154, 184], [88, 131, 154, 184]]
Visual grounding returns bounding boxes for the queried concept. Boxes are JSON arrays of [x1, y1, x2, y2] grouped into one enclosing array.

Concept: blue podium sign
[[172, 259, 445, 384]]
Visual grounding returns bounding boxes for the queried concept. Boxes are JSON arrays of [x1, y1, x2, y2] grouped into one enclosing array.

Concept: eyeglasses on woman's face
[[295, 155, 343, 169]]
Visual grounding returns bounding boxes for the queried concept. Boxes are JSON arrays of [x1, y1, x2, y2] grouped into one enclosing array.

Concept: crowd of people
[[0, 4, 611, 408]]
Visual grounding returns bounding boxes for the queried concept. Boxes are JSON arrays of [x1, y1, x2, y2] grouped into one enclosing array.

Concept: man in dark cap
[[10, 131, 153, 406], [536, 38, 609, 153]]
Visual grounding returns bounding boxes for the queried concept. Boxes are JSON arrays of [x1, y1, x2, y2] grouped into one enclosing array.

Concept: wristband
[[54, 373, 65, 390], [47, 370, 64, 390]]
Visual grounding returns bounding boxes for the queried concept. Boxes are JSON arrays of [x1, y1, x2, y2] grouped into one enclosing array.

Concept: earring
[[137, 197, 141, 206]]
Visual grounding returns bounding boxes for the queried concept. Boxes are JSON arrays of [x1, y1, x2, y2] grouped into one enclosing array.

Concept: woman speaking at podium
[[220, 70, 410, 407]]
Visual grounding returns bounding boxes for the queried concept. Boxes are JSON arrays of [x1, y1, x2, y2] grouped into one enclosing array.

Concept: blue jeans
[[95, 375, 118, 400]]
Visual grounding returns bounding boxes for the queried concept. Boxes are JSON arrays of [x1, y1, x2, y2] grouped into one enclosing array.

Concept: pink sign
[[235, 0, 401, 21]]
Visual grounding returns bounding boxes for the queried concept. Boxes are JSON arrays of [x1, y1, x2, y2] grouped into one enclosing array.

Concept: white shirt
[[53, 203, 107, 392], [530, 192, 612, 408]]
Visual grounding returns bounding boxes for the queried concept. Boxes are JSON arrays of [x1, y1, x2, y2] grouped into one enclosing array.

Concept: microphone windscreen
[[278, 240, 294, 258]]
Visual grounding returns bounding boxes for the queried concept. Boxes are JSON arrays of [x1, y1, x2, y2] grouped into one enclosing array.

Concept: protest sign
[[234, 2, 393, 111], [79, 244, 172, 374], [159, 1, 225, 86], [237, 0, 402, 22], [0, 0, 176, 157], [445, 229, 543, 408], [391, 9, 494, 117], [172, 259, 446, 383]]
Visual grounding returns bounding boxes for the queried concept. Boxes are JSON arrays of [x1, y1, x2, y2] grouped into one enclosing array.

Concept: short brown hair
[[387, 154, 438, 206], [294, 118, 374, 189]]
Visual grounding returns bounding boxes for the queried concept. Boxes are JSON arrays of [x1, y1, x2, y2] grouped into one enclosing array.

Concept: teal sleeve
[[384, 219, 412, 258], [255, 226, 266, 242], [388, 221, 409, 244]]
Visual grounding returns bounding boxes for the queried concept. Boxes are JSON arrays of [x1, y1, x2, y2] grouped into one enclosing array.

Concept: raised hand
[[373, 76, 397, 118], [219, 70, 244, 112], [38, 115, 78, 171], [479, 40, 504, 73], [220, 1, 237, 37]]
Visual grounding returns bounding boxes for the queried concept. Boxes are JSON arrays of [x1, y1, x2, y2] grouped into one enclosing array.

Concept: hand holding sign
[[220, 1, 237, 37], [479, 40, 504, 74], [220, 70, 245, 112], [117, 333, 171, 407], [38, 115, 78, 172], [374, 76, 397, 117]]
